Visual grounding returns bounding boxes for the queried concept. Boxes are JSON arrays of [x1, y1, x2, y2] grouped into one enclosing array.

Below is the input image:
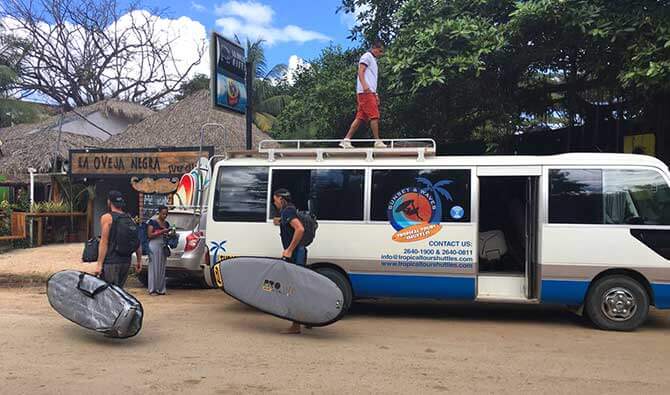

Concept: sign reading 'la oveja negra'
[[69, 147, 214, 177]]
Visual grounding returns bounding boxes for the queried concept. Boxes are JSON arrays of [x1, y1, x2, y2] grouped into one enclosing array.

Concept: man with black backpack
[[92, 191, 142, 287], [272, 188, 317, 334]]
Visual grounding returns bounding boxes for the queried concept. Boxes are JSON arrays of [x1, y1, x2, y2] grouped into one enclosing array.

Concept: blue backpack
[[138, 221, 150, 256]]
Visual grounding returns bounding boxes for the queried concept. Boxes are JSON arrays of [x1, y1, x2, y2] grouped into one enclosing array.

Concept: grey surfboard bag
[[47, 270, 143, 338], [219, 257, 345, 327]]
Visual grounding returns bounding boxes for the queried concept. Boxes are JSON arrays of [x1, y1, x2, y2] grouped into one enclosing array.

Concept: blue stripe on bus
[[348, 273, 475, 300], [347, 275, 670, 309], [540, 279, 590, 305], [651, 283, 670, 309]]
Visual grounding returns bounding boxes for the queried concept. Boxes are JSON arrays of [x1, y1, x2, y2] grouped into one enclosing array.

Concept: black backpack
[[297, 210, 318, 247], [110, 213, 140, 257]]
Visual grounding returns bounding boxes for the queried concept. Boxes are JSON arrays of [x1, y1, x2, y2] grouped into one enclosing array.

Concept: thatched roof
[[91, 100, 154, 122], [0, 131, 99, 183], [104, 90, 271, 154], [0, 100, 152, 183]]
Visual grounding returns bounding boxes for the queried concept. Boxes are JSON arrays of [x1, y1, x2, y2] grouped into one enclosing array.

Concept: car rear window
[[166, 213, 199, 230]]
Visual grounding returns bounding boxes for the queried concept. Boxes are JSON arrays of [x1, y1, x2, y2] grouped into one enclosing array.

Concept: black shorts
[[101, 263, 131, 288]]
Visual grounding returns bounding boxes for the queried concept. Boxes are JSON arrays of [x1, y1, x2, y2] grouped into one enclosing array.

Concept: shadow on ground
[[347, 299, 585, 327], [346, 299, 670, 330]]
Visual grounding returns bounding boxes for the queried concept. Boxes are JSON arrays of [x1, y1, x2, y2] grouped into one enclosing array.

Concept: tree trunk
[[86, 198, 94, 239], [656, 92, 669, 164], [615, 97, 623, 153]]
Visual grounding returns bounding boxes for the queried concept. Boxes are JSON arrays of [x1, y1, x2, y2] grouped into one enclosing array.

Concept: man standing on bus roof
[[272, 188, 307, 334], [340, 40, 387, 149]]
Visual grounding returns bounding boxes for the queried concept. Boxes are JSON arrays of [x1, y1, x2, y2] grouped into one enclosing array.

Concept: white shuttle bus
[[205, 139, 670, 331]]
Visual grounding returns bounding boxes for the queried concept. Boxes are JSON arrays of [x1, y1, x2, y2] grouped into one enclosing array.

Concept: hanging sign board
[[69, 147, 214, 178], [211, 32, 247, 114]]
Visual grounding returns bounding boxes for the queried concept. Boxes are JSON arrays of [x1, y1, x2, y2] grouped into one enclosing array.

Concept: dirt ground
[[1, 245, 670, 394], [0, 244, 92, 283]]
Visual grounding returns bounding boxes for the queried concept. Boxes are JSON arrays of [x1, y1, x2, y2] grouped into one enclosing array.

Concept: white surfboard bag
[[47, 270, 143, 338]]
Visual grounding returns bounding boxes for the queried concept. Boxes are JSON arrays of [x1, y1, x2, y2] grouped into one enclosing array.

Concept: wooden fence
[[0, 212, 27, 241]]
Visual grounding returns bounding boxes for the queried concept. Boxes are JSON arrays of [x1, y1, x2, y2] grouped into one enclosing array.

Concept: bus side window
[[549, 169, 603, 224], [549, 168, 670, 226], [213, 166, 268, 222], [604, 169, 670, 225], [271, 169, 365, 221], [269, 169, 311, 214]]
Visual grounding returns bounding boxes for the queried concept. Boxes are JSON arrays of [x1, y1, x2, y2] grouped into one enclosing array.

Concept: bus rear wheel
[[314, 267, 353, 313], [585, 275, 649, 331]]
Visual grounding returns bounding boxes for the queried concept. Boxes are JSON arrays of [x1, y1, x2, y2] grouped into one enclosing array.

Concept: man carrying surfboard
[[272, 188, 307, 334]]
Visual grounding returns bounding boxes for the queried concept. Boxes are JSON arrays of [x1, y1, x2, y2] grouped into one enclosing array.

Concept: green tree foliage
[[0, 99, 46, 127], [339, 0, 405, 43], [174, 73, 210, 101], [0, 24, 25, 94], [274, 46, 361, 140], [0, 22, 45, 127], [320, 0, 670, 143]]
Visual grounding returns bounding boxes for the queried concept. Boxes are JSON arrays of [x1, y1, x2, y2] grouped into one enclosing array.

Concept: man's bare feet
[[280, 322, 302, 334]]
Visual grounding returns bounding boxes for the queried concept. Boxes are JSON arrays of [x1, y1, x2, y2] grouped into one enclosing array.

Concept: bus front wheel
[[314, 267, 353, 313], [585, 275, 649, 331]]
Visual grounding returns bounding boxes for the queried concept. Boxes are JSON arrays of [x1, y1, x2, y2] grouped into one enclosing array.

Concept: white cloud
[[215, 1, 273, 25], [214, 1, 330, 46], [215, 20, 330, 46], [191, 2, 206, 12], [215, 17, 242, 33], [111, 11, 210, 77]]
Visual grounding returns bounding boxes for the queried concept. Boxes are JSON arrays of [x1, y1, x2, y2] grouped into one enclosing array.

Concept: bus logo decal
[[388, 178, 454, 242]]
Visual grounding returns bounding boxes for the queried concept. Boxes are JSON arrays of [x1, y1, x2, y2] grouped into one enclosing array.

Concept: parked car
[[134, 209, 210, 288]]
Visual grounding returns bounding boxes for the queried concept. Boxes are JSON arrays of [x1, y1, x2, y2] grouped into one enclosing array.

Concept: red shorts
[[355, 93, 380, 121]]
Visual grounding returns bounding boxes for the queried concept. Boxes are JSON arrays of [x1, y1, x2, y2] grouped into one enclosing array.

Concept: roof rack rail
[[255, 138, 436, 162]]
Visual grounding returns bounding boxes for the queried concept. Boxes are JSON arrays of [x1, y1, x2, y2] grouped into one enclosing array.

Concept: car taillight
[[185, 231, 203, 252]]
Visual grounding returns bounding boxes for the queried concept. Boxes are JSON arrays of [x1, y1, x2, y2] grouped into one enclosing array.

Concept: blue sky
[[137, 0, 360, 70]]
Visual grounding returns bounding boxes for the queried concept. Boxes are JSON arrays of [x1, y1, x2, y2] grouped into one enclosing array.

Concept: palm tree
[[210, 240, 227, 265], [416, 177, 453, 222], [245, 39, 291, 132]]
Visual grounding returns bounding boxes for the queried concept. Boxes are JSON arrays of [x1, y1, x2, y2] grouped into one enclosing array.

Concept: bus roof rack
[[250, 138, 436, 162]]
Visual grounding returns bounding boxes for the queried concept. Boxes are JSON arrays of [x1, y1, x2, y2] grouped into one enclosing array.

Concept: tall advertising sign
[[211, 33, 247, 113]]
